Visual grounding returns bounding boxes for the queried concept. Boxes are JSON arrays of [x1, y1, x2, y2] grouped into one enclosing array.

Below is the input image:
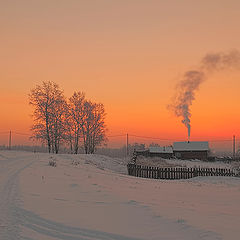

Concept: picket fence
[[127, 163, 236, 180]]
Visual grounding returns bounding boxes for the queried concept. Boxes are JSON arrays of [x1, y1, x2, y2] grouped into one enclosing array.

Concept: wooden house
[[173, 141, 209, 160]]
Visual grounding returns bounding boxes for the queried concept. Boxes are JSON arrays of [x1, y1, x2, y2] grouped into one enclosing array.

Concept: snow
[[1, 150, 240, 240], [173, 141, 209, 151]]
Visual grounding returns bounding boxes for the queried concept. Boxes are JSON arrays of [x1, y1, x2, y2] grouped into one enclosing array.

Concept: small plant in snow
[[177, 218, 185, 224], [84, 159, 91, 164], [72, 160, 80, 165], [49, 159, 57, 167]]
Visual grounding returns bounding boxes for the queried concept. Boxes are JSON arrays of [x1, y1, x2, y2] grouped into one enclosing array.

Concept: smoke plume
[[169, 50, 240, 141]]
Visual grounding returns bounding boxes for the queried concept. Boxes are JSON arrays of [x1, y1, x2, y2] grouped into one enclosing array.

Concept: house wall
[[135, 151, 173, 159], [149, 152, 173, 159], [174, 151, 208, 160], [135, 150, 149, 157]]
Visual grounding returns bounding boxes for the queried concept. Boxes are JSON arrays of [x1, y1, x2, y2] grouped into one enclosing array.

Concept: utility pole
[[233, 135, 235, 160], [9, 130, 12, 150], [126, 133, 129, 157]]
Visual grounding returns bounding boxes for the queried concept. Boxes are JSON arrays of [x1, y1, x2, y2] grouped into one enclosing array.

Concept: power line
[[208, 139, 232, 142], [107, 134, 125, 138], [0, 132, 9, 135], [1, 130, 237, 143], [12, 131, 31, 136], [130, 134, 234, 143], [129, 134, 178, 141]]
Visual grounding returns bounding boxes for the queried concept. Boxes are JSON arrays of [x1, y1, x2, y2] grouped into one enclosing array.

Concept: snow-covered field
[[0, 151, 240, 240]]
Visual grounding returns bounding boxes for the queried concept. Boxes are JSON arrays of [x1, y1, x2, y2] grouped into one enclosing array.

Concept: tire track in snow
[[0, 154, 34, 240], [0, 153, 141, 240], [17, 207, 143, 240], [0, 152, 223, 240]]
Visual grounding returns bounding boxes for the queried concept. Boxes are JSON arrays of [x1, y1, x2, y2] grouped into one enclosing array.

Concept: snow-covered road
[[0, 152, 140, 240], [0, 152, 142, 240], [0, 152, 34, 239], [1, 151, 240, 240]]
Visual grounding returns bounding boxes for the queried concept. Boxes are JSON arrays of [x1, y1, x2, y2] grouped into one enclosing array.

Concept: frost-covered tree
[[29, 81, 107, 154], [82, 101, 107, 154], [67, 91, 86, 154], [49, 95, 67, 154], [29, 81, 66, 153]]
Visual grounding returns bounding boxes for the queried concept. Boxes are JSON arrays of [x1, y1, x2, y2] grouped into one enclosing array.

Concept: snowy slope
[[0, 151, 240, 240]]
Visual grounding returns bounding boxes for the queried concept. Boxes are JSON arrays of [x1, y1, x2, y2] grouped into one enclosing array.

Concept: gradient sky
[[0, 0, 240, 148]]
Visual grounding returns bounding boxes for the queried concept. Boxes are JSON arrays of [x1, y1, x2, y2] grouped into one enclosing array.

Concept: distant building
[[173, 141, 209, 160], [135, 149, 149, 157], [148, 146, 173, 159], [135, 146, 173, 159]]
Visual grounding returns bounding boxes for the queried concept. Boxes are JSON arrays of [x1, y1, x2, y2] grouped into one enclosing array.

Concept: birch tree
[[29, 81, 107, 154], [67, 91, 85, 154], [82, 101, 107, 154], [29, 81, 66, 153], [49, 95, 67, 154]]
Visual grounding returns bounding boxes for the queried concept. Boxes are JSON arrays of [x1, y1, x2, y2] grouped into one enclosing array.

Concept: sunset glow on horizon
[[1, 1, 240, 150]]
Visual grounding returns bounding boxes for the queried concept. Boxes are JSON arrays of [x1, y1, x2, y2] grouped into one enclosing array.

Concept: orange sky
[[0, 1, 240, 149]]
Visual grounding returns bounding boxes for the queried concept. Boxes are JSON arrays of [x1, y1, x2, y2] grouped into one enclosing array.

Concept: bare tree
[[49, 96, 67, 154], [67, 92, 86, 154], [29, 81, 107, 154], [29, 81, 66, 153], [82, 101, 107, 154], [64, 112, 74, 153]]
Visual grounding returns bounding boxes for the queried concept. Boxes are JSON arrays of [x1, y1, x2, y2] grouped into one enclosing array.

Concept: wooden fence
[[127, 163, 237, 180]]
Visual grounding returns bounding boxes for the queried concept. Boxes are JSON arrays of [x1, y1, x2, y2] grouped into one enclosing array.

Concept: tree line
[[29, 81, 107, 154]]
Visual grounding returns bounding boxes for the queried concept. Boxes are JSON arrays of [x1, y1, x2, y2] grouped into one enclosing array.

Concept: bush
[[49, 159, 57, 167]]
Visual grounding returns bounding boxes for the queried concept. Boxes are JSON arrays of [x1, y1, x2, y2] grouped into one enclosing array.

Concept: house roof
[[149, 146, 173, 154], [173, 141, 209, 151]]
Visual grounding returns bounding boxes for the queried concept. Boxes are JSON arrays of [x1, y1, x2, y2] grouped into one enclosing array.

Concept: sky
[[0, 0, 240, 149]]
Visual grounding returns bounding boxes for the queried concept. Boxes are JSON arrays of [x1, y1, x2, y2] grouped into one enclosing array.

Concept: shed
[[135, 149, 149, 157], [173, 141, 209, 160], [148, 146, 173, 159]]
